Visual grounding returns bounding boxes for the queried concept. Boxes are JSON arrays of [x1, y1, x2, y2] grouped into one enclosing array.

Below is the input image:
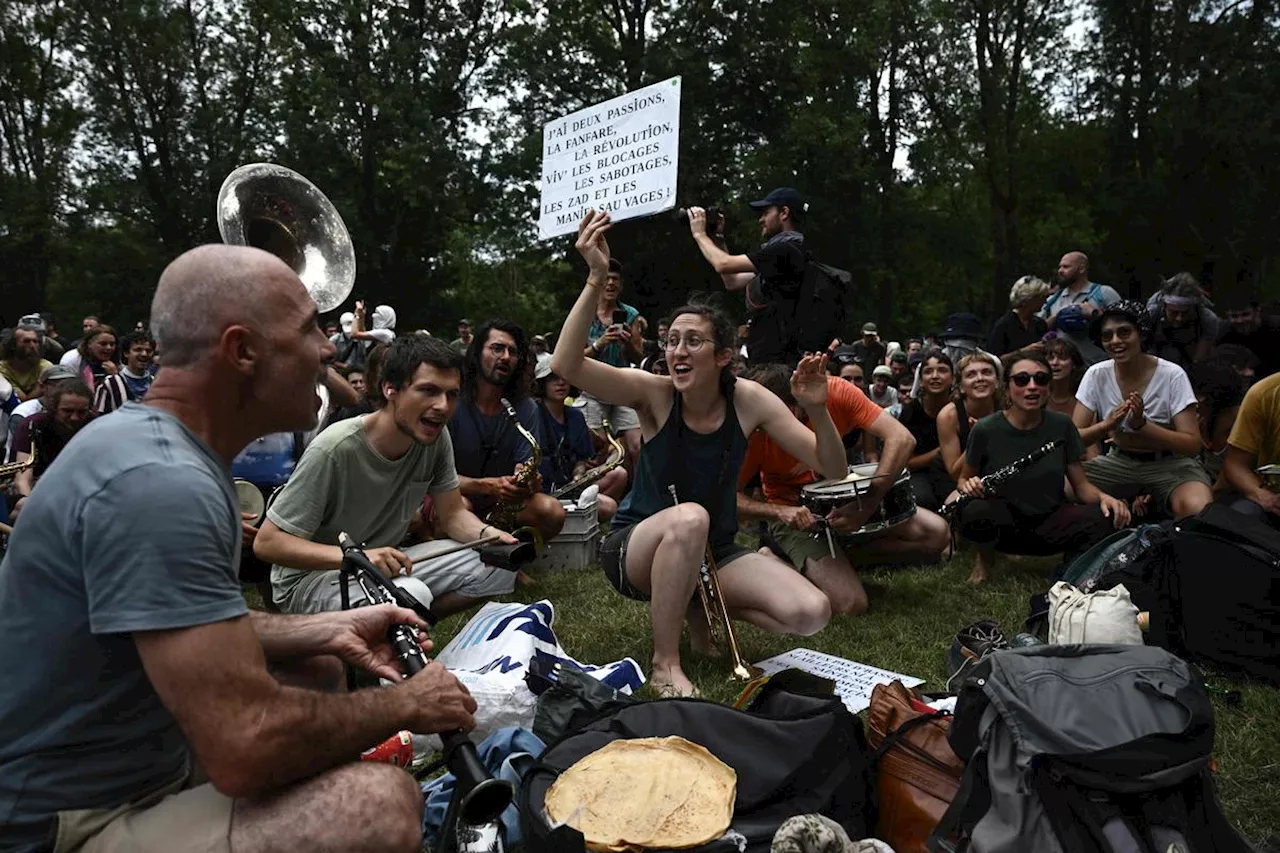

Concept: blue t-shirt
[[0, 404, 246, 851], [587, 302, 640, 368], [448, 396, 541, 510], [230, 432, 297, 488], [535, 402, 596, 493], [119, 367, 154, 401]]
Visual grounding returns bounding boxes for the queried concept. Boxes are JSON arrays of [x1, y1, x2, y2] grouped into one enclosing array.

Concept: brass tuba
[[216, 163, 356, 312]]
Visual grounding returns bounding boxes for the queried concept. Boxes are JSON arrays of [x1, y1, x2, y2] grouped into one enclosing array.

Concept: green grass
[[250, 550, 1280, 846]]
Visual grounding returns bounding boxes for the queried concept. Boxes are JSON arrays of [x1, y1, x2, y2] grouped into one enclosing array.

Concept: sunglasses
[[1011, 371, 1051, 387]]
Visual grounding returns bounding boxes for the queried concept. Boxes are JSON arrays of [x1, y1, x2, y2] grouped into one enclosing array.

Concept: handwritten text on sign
[[539, 77, 681, 239], [754, 648, 924, 715]]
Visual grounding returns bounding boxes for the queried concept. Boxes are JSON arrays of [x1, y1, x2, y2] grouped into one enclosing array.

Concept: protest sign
[[538, 76, 681, 239], [754, 647, 924, 714]]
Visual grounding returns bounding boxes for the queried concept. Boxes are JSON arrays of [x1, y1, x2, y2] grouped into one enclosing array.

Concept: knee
[[1171, 484, 1211, 519], [666, 503, 710, 544], [779, 589, 832, 635], [918, 511, 951, 553], [341, 763, 423, 852], [829, 588, 868, 618]]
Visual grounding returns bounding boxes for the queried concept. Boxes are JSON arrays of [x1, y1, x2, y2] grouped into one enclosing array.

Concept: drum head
[[234, 480, 265, 524]]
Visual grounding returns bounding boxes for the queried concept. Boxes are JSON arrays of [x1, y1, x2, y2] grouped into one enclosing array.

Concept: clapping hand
[[790, 353, 831, 409]]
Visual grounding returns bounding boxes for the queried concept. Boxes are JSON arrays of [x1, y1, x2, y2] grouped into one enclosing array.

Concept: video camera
[[674, 207, 723, 238]]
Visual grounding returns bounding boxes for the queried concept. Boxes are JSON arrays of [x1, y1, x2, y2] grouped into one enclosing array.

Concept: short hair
[[1210, 343, 1259, 372], [1001, 348, 1052, 381], [381, 334, 463, 394], [1042, 334, 1085, 392], [120, 331, 155, 353], [1009, 275, 1052, 308], [955, 352, 1004, 407], [744, 363, 794, 407], [1160, 272, 1206, 303], [919, 349, 954, 374], [50, 379, 93, 409], [608, 258, 623, 276]]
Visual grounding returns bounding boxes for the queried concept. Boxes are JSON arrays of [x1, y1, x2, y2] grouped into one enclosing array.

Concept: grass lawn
[[253, 549, 1280, 847]]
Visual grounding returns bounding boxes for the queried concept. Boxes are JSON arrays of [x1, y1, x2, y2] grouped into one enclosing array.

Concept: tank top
[[900, 398, 941, 454], [613, 381, 747, 551]]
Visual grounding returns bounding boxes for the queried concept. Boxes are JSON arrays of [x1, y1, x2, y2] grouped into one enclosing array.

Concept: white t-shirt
[[59, 350, 82, 372], [365, 328, 395, 345], [1076, 357, 1197, 433]]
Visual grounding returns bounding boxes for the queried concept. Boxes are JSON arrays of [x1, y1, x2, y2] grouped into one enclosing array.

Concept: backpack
[[1043, 281, 1106, 316], [792, 256, 853, 354], [521, 690, 873, 853], [928, 645, 1256, 853]]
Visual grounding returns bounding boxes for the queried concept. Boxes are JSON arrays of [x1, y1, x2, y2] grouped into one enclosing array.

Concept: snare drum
[[799, 464, 917, 542]]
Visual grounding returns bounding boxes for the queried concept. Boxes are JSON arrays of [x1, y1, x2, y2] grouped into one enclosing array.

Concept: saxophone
[[551, 418, 625, 499], [484, 398, 542, 532]]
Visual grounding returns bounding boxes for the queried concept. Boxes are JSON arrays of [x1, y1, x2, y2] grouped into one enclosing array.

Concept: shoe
[[945, 619, 1009, 692]]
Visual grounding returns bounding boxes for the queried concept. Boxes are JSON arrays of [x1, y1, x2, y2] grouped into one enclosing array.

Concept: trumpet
[[667, 484, 763, 682], [551, 418, 625, 499], [0, 446, 36, 484]]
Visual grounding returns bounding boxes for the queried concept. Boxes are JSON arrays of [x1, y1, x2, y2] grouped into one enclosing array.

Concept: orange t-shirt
[[738, 376, 884, 505]]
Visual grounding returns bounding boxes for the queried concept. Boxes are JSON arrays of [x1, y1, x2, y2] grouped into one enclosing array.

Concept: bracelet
[[481, 524, 492, 539], [592, 339, 603, 353]]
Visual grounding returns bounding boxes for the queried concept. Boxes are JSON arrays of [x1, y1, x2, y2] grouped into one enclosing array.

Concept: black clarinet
[[337, 534, 514, 841], [940, 439, 1064, 520]]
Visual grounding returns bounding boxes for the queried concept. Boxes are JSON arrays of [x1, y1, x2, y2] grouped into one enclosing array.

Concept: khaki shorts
[[765, 519, 835, 570], [1082, 449, 1211, 514], [578, 392, 641, 433], [54, 768, 232, 853]]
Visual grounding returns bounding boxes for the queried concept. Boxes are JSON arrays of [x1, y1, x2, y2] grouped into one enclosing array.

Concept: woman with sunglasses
[[937, 352, 1002, 482], [553, 211, 848, 698], [1072, 301, 1212, 519], [952, 349, 1129, 584]]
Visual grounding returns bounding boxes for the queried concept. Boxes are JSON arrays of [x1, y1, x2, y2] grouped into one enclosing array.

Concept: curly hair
[[463, 320, 529, 401]]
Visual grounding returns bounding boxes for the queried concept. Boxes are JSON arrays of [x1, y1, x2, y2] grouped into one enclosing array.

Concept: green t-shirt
[[268, 416, 460, 605], [964, 410, 1085, 516]]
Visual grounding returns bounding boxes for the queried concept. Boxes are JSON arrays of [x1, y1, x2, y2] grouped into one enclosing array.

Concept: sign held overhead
[[538, 76, 681, 240]]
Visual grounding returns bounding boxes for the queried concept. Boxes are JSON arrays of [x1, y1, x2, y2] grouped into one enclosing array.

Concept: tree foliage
[[0, 0, 1277, 338]]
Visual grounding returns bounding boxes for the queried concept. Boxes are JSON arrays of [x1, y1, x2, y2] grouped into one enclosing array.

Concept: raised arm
[[740, 357, 847, 481], [551, 211, 667, 411], [687, 207, 758, 276]]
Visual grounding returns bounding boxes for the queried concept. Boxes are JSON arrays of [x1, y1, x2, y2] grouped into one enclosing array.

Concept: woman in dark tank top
[[551, 210, 849, 698], [937, 352, 1002, 483], [899, 351, 955, 510]]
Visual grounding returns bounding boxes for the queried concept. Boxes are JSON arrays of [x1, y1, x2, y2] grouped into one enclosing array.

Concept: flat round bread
[[545, 736, 736, 852]]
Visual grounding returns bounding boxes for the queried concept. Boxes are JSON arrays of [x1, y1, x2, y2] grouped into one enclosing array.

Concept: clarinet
[[337, 534, 514, 845], [940, 439, 1064, 520]]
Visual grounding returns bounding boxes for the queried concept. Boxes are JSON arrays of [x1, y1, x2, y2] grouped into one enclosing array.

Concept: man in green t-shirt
[[256, 335, 519, 616], [950, 348, 1130, 584]]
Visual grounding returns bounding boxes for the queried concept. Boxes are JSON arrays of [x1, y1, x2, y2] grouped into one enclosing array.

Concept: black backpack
[[792, 256, 853, 355], [520, 690, 872, 853], [928, 645, 1256, 853]]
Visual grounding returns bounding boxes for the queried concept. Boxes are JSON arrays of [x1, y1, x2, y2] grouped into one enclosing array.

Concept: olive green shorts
[[1082, 449, 1211, 514]]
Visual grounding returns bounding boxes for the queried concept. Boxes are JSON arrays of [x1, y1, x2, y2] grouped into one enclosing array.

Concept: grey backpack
[[927, 644, 1255, 853]]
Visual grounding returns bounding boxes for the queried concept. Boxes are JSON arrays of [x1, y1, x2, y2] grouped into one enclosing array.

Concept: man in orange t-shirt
[[738, 365, 949, 615]]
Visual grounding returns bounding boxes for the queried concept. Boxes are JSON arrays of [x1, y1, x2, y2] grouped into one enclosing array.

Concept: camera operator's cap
[[535, 353, 554, 380], [862, 322, 878, 334], [873, 365, 893, 379], [748, 187, 809, 213], [17, 314, 46, 333]]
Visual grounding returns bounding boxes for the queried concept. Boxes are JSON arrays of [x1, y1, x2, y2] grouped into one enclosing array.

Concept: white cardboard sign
[[754, 647, 925, 715], [538, 76, 681, 239]]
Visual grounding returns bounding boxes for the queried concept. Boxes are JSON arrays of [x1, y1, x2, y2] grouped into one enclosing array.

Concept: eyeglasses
[[664, 334, 708, 353], [1011, 371, 1051, 387], [486, 343, 520, 357]]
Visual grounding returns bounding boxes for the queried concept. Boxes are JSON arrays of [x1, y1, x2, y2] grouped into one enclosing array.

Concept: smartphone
[[612, 309, 629, 327]]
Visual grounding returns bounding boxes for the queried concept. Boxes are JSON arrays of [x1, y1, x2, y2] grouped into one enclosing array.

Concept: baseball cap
[[458, 318, 472, 326], [17, 314, 46, 333], [339, 311, 354, 333], [872, 365, 893, 379], [747, 187, 809, 213], [862, 322, 878, 334], [831, 345, 859, 365], [535, 353, 554, 380], [42, 364, 77, 382]]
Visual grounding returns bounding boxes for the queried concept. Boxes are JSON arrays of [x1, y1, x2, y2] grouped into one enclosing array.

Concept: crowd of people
[[1, 190, 1279, 851]]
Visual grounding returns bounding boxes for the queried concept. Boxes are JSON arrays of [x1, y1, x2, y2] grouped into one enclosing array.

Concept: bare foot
[[757, 545, 776, 557], [516, 570, 536, 587], [967, 553, 991, 585], [650, 665, 699, 698]]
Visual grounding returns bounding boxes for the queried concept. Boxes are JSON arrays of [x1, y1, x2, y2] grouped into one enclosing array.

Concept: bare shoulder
[[936, 401, 959, 426]]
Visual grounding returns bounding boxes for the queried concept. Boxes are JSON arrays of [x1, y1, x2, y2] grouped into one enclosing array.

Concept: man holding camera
[[580, 257, 644, 465], [687, 187, 810, 365]]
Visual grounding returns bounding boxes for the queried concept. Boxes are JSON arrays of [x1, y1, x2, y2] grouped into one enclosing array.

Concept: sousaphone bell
[[216, 163, 356, 312]]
